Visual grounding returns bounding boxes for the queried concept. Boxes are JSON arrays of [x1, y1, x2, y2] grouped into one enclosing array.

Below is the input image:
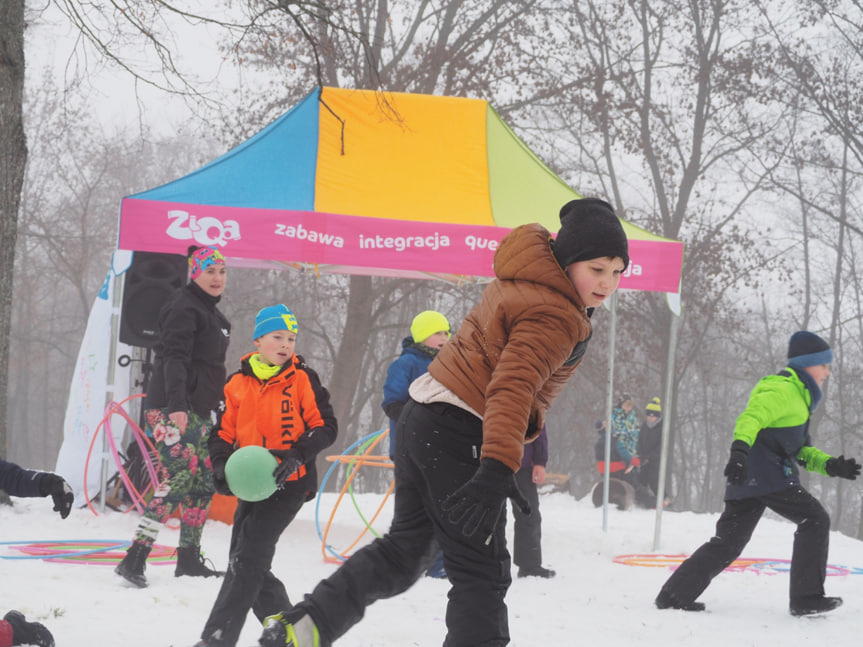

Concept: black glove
[[270, 449, 304, 488], [441, 458, 530, 544], [212, 458, 233, 496], [40, 474, 74, 519], [723, 440, 750, 486], [825, 455, 861, 480]]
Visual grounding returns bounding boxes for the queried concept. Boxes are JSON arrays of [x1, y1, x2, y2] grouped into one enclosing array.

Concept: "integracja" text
[[359, 232, 450, 251]]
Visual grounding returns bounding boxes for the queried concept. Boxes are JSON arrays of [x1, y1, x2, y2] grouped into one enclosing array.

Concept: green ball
[[224, 445, 279, 502]]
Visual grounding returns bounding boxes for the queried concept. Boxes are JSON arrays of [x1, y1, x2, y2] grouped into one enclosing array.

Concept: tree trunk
[[0, 0, 27, 456], [329, 274, 374, 447]]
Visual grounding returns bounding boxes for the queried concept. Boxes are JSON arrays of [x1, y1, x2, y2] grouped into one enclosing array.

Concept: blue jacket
[[382, 337, 438, 451], [725, 367, 831, 500]]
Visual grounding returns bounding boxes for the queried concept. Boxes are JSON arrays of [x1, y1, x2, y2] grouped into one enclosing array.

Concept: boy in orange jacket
[[194, 304, 338, 647]]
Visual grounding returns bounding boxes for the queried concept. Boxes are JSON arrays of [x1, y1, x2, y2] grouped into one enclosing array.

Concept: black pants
[[201, 484, 308, 646], [511, 467, 542, 571], [659, 485, 830, 603], [303, 399, 512, 647]]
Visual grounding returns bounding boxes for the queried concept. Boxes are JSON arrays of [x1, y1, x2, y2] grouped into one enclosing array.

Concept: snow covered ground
[[2, 489, 862, 646]]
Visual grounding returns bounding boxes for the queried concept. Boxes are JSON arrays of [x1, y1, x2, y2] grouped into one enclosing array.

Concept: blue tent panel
[[130, 88, 321, 210]]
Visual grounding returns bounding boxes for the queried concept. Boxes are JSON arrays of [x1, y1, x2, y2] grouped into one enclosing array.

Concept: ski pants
[[201, 483, 309, 646], [134, 408, 216, 549], [302, 399, 512, 647], [511, 466, 542, 571], [659, 485, 830, 603]]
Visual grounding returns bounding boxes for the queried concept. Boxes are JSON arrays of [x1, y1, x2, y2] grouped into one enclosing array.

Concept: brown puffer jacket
[[428, 223, 593, 472]]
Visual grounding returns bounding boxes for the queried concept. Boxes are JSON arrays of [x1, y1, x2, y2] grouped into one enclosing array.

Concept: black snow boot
[[115, 541, 151, 588], [174, 546, 225, 578], [655, 589, 706, 612], [3, 610, 55, 647], [790, 595, 843, 616]]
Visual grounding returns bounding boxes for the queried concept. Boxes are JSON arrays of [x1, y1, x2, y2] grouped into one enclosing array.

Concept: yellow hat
[[411, 310, 451, 343], [646, 397, 662, 414]]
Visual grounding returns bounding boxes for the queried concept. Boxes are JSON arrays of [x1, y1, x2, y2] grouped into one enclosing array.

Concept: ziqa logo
[[166, 210, 241, 247]]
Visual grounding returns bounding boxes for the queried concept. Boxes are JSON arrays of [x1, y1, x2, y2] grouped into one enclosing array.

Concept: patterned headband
[[189, 247, 226, 280]]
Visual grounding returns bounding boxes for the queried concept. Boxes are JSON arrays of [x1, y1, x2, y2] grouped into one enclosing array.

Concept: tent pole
[[602, 292, 618, 532], [652, 309, 680, 550], [99, 270, 124, 513]]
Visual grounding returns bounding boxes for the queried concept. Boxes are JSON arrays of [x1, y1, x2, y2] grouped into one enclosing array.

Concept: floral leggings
[[132, 408, 216, 550]]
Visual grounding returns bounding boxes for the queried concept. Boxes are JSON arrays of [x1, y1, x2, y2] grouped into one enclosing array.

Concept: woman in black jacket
[[115, 246, 231, 588]]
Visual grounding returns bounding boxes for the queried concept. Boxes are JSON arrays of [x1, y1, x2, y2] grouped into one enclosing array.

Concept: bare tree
[[0, 0, 27, 459]]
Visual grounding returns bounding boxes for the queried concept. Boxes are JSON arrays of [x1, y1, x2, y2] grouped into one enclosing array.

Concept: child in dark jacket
[[382, 310, 451, 460], [382, 310, 451, 579], [258, 197, 629, 647], [0, 458, 73, 647], [194, 304, 337, 647], [511, 425, 554, 579], [656, 331, 859, 616]]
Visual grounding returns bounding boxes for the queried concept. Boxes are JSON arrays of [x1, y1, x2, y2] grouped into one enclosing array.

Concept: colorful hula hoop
[[316, 428, 395, 563], [0, 540, 176, 565], [613, 554, 861, 576]]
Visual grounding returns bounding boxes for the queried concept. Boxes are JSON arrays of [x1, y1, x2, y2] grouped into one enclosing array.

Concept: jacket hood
[[493, 224, 587, 313]]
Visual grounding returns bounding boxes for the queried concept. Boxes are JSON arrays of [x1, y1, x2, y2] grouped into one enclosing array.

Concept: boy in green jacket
[[655, 331, 859, 616]]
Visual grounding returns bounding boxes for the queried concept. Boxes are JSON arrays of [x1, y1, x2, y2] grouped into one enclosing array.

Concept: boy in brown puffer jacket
[[259, 198, 629, 647]]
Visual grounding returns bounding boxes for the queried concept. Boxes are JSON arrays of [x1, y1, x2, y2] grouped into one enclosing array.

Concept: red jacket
[[212, 352, 337, 484]]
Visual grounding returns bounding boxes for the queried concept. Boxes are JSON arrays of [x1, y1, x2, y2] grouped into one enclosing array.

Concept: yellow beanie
[[646, 397, 662, 414], [411, 310, 451, 343]]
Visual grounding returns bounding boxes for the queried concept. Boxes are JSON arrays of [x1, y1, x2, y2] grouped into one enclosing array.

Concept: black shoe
[[655, 589, 706, 611], [3, 610, 55, 647], [115, 541, 151, 588], [175, 546, 225, 578], [517, 566, 556, 579], [790, 595, 843, 616]]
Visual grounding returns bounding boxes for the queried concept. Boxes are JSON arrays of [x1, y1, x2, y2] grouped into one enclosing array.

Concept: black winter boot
[[115, 541, 151, 588], [790, 595, 843, 616], [3, 610, 55, 647], [174, 546, 225, 578]]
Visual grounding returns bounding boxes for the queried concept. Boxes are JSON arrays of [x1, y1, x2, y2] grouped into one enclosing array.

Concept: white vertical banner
[[55, 250, 134, 504]]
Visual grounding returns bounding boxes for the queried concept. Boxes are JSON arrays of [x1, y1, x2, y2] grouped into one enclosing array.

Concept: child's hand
[[270, 449, 303, 487], [825, 455, 861, 480], [442, 458, 529, 545]]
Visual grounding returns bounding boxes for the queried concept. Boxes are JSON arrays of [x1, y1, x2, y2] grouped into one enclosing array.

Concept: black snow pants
[[659, 485, 830, 604], [511, 466, 542, 571], [302, 399, 513, 647], [200, 482, 309, 646]]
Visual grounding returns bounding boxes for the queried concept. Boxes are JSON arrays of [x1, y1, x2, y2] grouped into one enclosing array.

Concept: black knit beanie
[[552, 198, 630, 271], [787, 331, 833, 369]]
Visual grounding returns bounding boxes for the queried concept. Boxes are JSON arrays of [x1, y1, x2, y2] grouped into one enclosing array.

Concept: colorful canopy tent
[[118, 86, 683, 290], [69, 87, 684, 541]]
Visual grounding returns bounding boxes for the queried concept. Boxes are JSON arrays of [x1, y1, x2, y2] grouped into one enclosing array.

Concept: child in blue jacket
[[381, 310, 451, 579], [382, 310, 451, 460]]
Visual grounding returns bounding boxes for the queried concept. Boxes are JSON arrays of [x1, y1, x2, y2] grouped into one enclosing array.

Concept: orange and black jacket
[[208, 352, 337, 492]]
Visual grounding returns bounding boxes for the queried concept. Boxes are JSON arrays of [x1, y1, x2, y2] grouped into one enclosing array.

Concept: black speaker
[[119, 252, 187, 348]]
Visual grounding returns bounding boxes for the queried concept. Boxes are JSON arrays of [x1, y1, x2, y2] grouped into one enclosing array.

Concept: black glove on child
[[212, 458, 233, 496], [40, 474, 74, 519], [723, 440, 750, 486], [441, 457, 530, 545], [825, 455, 861, 480], [270, 449, 304, 488]]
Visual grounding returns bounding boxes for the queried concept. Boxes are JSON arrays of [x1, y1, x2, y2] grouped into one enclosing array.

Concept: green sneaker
[[259, 612, 320, 647]]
